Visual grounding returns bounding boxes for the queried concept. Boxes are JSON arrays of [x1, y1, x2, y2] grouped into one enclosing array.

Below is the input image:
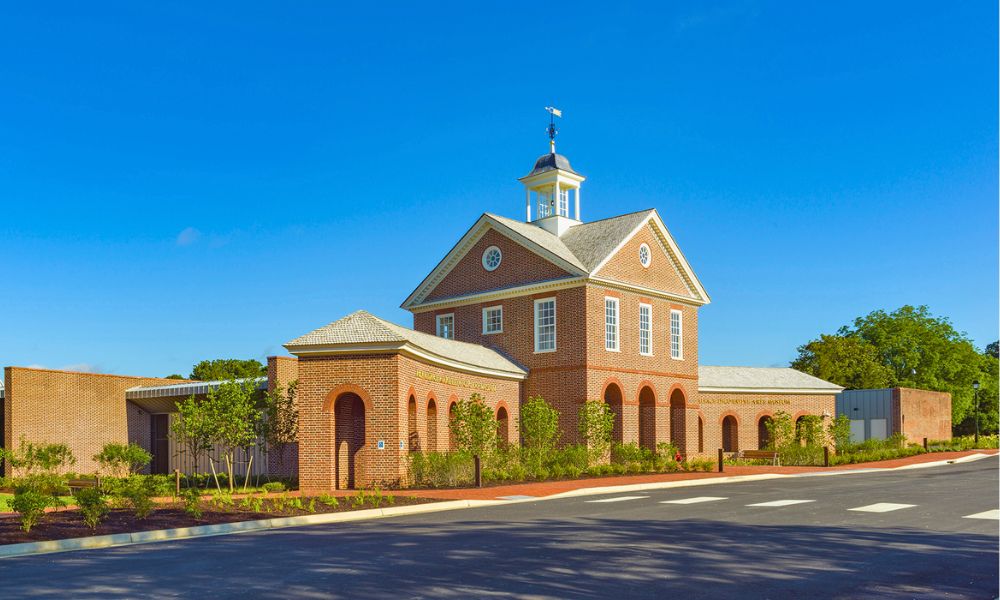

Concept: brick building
[[3, 141, 878, 491]]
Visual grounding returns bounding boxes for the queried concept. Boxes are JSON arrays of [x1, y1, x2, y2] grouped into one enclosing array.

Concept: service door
[[150, 414, 170, 474]]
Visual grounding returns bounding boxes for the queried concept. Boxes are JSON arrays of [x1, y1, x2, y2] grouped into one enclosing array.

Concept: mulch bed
[[0, 495, 439, 546]]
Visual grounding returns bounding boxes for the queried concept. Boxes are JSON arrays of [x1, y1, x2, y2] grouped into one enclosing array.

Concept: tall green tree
[[204, 379, 263, 492], [190, 359, 266, 381], [793, 306, 994, 429]]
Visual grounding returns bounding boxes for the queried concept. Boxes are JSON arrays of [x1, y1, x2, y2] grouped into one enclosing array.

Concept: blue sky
[[1, 1, 996, 377]]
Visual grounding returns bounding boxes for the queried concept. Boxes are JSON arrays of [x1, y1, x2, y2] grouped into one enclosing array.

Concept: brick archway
[[426, 395, 438, 452], [638, 385, 656, 451], [669, 387, 687, 453], [496, 402, 510, 446], [720, 412, 740, 452], [603, 380, 625, 445], [755, 411, 774, 450]]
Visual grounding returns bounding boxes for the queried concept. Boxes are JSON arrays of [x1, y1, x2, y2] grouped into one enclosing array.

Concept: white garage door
[[849, 419, 865, 443], [870, 419, 888, 440]]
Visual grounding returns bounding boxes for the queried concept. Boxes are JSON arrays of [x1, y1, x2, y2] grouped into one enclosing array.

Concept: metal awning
[[125, 376, 267, 400]]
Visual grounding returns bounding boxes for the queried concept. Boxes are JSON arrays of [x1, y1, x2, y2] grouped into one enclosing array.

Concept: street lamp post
[[972, 380, 980, 445]]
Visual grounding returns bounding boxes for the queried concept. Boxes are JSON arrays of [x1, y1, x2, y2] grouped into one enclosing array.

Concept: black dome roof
[[525, 152, 580, 177]]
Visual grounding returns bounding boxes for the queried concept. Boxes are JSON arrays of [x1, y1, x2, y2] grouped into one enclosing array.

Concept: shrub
[[93, 443, 152, 478], [306, 498, 317, 513], [828, 415, 851, 451], [211, 492, 235, 510], [11, 490, 52, 532], [119, 477, 156, 519], [14, 473, 69, 497], [76, 488, 109, 530], [765, 411, 795, 450], [0, 438, 76, 477], [578, 401, 614, 463], [796, 415, 825, 446], [262, 482, 286, 493], [409, 452, 474, 487], [318, 494, 340, 509], [181, 487, 203, 518], [239, 494, 264, 513]]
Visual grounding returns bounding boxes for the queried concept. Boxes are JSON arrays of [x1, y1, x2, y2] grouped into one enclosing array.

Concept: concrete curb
[[0, 499, 502, 560]]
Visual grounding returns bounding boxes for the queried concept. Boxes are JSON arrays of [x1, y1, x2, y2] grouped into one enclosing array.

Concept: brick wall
[[594, 221, 697, 299], [3, 367, 190, 475], [895, 387, 951, 442], [695, 392, 837, 456], [424, 227, 573, 302], [266, 356, 300, 477]]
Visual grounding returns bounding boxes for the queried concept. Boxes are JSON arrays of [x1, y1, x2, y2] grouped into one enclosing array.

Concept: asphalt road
[[0, 457, 996, 599]]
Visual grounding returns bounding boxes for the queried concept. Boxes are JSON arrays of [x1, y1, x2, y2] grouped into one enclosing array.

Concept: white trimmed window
[[482, 305, 503, 334], [639, 303, 652, 355], [604, 297, 619, 351], [670, 309, 683, 359], [436, 313, 454, 340], [534, 298, 556, 352]]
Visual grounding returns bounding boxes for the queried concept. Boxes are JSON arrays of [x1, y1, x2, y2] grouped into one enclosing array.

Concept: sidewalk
[[405, 449, 999, 501]]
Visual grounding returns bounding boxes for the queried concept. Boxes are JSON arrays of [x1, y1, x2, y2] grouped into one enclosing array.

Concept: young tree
[[261, 380, 299, 480], [171, 395, 215, 488], [190, 358, 266, 381], [764, 411, 795, 450], [204, 379, 263, 492], [578, 400, 614, 463], [0, 438, 76, 477], [827, 415, 852, 451], [519, 396, 561, 469], [449, 394, 498, 458]]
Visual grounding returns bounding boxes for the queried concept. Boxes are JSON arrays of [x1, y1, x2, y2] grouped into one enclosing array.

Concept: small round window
[[482, 246, 502, 271], [638, 243, 651, 268]]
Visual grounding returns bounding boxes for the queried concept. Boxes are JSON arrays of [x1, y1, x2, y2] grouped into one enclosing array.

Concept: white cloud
[[176, 227, 201, 246]]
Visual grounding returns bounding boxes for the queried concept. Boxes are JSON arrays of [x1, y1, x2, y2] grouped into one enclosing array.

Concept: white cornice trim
[[698, 386, 843, 395], [588, 277, 707, 307], [284, 341, 527, 381]]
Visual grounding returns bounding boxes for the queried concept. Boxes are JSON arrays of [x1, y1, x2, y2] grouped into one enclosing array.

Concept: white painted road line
[[660, 497, 728, 505], [585, 496, 649, 503], [963, 509, 1000, 520], [848, 503, 916, 513], [747, 499, 816, 507]]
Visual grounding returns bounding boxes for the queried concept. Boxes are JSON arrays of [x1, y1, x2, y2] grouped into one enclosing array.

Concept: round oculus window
[[482, 246, 502, 271], [638, 243, 651, 268]]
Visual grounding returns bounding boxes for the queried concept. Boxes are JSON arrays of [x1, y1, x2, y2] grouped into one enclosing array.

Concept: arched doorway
[[669, 388, 687, 453], [407, 395, 418, 452], [603, 383, 624, 445], [638, 386, 656, 451], [426, 399, 438, 452], [496, 406, 509, 446], [758, 415, 773, 450], [722, 415, 738, 452], [448, 401, 458, 451], [334, 392, 366, 489]]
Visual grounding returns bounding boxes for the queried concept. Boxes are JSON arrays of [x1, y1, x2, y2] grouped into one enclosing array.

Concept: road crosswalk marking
[[747, 499, 815, 507], [585, 496, 648, 503], [963, 509, 1000, 520], [660, 497, 728, 505], [848, 503, 916, 513]]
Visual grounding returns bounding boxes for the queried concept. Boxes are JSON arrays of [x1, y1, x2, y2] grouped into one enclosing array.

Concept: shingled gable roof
[[284, 310, 527, 380], [698, 366, 844, 394], [402, 209, 710, 309]]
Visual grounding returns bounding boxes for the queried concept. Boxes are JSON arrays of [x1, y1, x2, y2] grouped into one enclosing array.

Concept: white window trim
[[533, 297, 557, 353], [639, 302, 653, 356], [482, 305, 503, 335], [670, 309, 683, 360], [436, 313, 455, 339], [604, 296, 620, 352]]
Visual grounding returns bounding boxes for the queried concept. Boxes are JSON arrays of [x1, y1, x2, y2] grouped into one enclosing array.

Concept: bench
[[739, 450, 780, 466], [66, 476, 101, 495]]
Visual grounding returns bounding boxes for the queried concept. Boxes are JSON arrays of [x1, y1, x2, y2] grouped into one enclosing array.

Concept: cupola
[[518, 107, 586, 236]]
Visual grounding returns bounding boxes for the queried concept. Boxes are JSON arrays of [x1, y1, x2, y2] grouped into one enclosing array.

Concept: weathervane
[[545, 106, 562, 153]]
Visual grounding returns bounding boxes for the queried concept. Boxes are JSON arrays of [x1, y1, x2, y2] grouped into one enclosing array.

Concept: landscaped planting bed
[[0, 491, 439, 546]]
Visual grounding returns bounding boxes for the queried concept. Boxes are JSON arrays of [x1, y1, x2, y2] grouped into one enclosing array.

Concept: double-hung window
[[482, 305, 503, 334], [670, 309, 683, 359], [604, 297, 619, 351], [534, 298, 556, 352], [436, 313, 454, 340], [639, 303, 652, 355]]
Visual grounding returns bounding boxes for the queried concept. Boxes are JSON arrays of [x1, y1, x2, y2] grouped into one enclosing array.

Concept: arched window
[[426, 399, 438, 452], [638, 386, 656, 451], [758, 416, 773, 450], [407, 396, 418, 452], [603, 383, 624, 444], [496, 406, 509, 446]]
